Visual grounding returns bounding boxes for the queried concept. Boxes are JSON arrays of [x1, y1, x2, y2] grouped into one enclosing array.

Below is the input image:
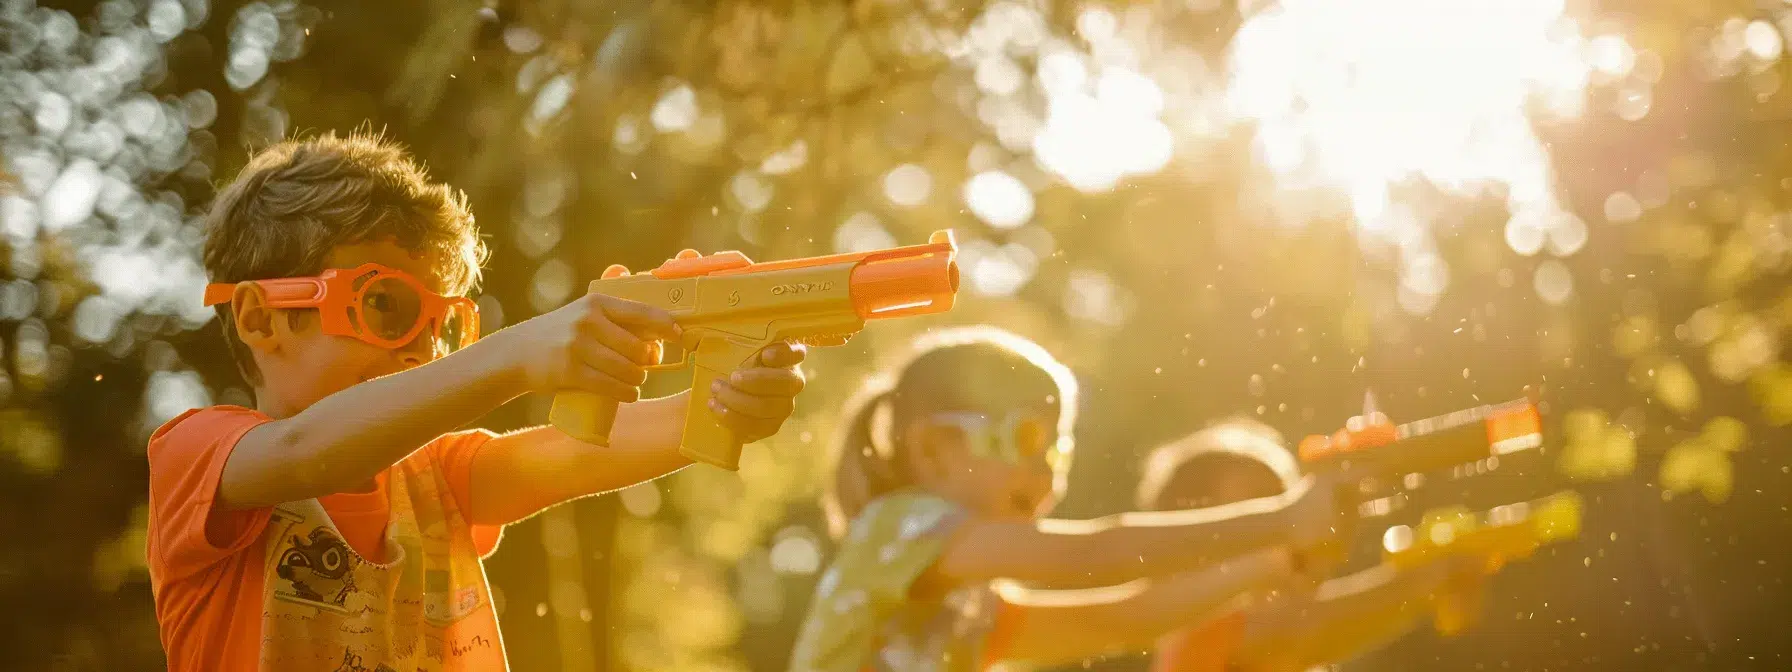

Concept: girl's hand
[[506, 293, 682, 401], [706, 343, 808, 443]]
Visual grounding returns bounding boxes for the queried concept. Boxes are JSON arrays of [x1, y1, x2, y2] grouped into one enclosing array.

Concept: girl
[[788, 327, 1351, 672], [1137, 420, 1494, 672]]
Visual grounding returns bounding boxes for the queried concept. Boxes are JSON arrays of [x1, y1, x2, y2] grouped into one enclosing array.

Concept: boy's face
[[253, 239, 453, 413]]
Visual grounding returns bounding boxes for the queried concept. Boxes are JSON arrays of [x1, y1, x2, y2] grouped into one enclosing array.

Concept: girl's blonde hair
[[822, 326, 1079, 537], [1135, 417, 1301, 511]]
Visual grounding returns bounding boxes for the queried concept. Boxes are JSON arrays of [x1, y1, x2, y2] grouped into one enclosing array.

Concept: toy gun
[[1381, 490, 1583, 635], [550, 231, 960, 470], [1298, 396, 1544, 504]]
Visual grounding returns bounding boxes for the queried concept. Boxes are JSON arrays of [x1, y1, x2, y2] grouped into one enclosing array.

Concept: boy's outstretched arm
[[1226, 555, 1488, 671], [988, 546, 1297, 667], [460, 344, 806, 526], [217, 293, 679, 511], [928, 474, 1351, 590]]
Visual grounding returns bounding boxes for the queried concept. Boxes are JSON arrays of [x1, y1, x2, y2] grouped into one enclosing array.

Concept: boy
[[146, 132, 807, 671], [1135, 420, 1492, 672]]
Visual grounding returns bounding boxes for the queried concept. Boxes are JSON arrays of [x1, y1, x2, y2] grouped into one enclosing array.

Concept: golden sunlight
[[1225, 0, 1636, 310]]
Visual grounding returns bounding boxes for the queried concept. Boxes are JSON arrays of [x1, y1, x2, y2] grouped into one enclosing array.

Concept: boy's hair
[[1136, 418, 1301, 511], [202, 131, 487, 384], [823, 326, 1079, 537]]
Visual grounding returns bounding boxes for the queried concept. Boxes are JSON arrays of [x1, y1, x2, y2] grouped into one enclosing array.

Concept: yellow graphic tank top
[[257, 453, 505, 670]]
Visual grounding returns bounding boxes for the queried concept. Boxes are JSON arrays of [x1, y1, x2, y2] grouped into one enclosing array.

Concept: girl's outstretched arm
[[926, 474, 1348, 591], [986, 547, 1297, 666]]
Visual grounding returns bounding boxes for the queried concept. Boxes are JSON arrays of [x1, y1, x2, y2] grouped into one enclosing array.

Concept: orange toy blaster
[[1298, 396, 1544, 503], [550, 231, 960, 470], [1382, 490, 1582, 635]]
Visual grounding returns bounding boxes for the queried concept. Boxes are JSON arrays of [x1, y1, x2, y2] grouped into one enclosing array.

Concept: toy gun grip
[[549, 391, 620, 447], [1435, 593, 1468, 636], [1433, 569, 1488, 636], [679, 334, 771, 471]]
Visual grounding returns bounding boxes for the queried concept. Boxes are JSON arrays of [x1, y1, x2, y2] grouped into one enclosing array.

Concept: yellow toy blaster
[[1298, 397, 1544, 501], [1381, 490, 1583, 635], [549, 231, 961, 470]]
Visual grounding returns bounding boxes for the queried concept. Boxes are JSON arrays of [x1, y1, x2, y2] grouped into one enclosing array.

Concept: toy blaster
[[1381, 490, 1583, 635], [1298, 397, 1544, 502], [549, 230, 960, 470]]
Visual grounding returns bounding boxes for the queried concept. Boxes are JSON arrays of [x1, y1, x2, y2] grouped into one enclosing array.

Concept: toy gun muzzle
[[849, 246, 960, 319], [1299, 398, 1543, 505], [548, 231, 960, 470]]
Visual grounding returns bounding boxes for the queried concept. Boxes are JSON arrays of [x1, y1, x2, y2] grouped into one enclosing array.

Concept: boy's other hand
[[705, 343, 807, 443], [510, 293, 682, 401]]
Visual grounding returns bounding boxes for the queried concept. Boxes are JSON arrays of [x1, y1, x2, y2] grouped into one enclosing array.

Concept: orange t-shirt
[[1152, 611, 1248, 672], [145, 406, 502, 671]]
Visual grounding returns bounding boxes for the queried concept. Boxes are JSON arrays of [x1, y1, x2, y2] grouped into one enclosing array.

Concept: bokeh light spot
[[651, 83, 698, 133], [1603, 192, 1643, 223], [833, 213, 897, 254], [1534, 260, 1575, 305], [963, 171, 1034, 229], [882, 164, 933, 207]]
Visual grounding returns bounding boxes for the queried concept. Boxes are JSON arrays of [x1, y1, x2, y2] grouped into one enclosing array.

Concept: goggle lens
[[360, 276, 425, 343], [926, 412, 1063, 469]]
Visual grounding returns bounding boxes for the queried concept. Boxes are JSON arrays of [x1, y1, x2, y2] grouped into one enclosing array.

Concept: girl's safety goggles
[[920, 411, 1067, 470], [204, 263, 480, 354]]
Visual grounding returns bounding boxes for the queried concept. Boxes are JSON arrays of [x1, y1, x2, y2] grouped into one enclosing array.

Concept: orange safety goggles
[[203, 263, 480, 354], [919, 410, 1068, 471]]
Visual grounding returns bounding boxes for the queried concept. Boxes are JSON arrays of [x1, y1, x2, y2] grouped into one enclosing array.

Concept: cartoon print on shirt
[[253, 461, 507, 670], [272, 521, 362, 612]]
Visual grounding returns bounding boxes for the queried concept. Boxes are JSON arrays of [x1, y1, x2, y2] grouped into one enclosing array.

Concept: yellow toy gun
[[549, 231, 961, 470], [1298, 397, 1544, 503], [1381, 490, 1583, 635]]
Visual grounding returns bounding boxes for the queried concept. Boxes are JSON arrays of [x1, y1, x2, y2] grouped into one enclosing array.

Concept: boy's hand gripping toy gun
[[550, 231, 960, 470], [1298, 396, 1545, 503], [1381, 491, 1583, 635]]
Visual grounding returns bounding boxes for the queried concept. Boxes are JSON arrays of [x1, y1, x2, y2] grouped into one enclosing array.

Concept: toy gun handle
[[548, 333, 767, 469], [1433, 552, 1504, 635], [549, 391, 621, 448], [1435, 595, 1470, 636], [548, 263, 689, 451], [1433, 581, 1484, 636], [678, 334, 768, 470]]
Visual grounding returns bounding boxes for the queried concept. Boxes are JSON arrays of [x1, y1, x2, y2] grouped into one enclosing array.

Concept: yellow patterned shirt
[[789, 491, 1014, 672]]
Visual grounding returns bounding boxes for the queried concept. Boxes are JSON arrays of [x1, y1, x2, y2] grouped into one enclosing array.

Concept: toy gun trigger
[[1434, 587, 1483, 637]]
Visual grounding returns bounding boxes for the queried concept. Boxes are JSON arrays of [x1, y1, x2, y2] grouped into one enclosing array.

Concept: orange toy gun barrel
[[1298, 397, 1543, 485], [1382, 491, 1582, 635], [549, 230, 960, 470]]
